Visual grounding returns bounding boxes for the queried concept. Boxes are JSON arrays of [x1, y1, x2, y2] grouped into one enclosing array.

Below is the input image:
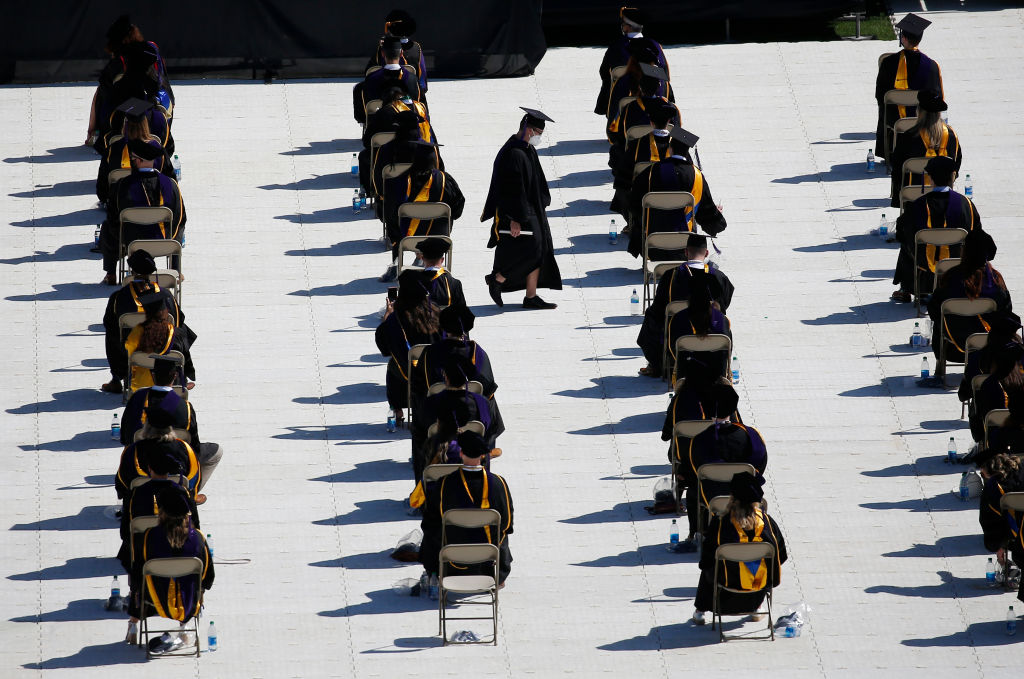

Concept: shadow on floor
[[259, 172, 352, 192], [569, 412, 663, 436], [881, 534, 986, 559], [560, 500, 658, 525], [4, 146, 97, 164], [569, 266, 636, 290], [546, 139, 609, 156], [57, 474, 114, 490], [598, 622, 721, 650], [319, 586, 436, 618], [902, 620, 1017, 647], [273, 422, 395, 446], [23, 641, 148, 670], [802, 300, 909, 326], [771, 161, 866, 184], [555, 231, 622, 256], [554, 374, 661, 400], [281, 139, 362, 156], [289, 276, 383, 298], [826, 197, 893, 213], [7, 388, 115, 415], [561, 198, 613, 218], [600, 463, 666, 481], [811, 131, 875, 145], [0, 243, 94, 266], [794, 233, 891, 253], [549, 168, 610, 190], [285, 239, 386, 258], [574, 542, 697, 568], [11, 208, 102, 228], [363, 636, 441, 653], [314, 499, 411, 526], [10, 598, 122, 623], [583, 346, 643, 362], [865, 570, 993, 599], [21, 431, 108, 453], [8, 556, 119, 581], [9, 179, 94, 199], [6, 282, 108, 303], [311, 459, 408, 484], [311, 548, 404, 570], [10, 506, 114, 532], [293, 382, 385, 406], [861, 492, 970, 513]]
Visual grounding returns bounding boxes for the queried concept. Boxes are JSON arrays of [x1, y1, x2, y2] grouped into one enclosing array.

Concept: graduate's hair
[[122, 116, 152, 141], [1001, 365, 1024, 393], [138, 308, 171, 353], [625, 56, 642, 85], [983, 453, 1022, 483], [726, 498, 763, 532], [106, 25, 144, 55], [962, 263, 1006, 300], [158, 509, 191, 550], [687, 285, 714, 337], [901, 31, 922, 48], [140, 422, 175, 442], [401, 300, 439, 336], [912, 109, 944, 153]]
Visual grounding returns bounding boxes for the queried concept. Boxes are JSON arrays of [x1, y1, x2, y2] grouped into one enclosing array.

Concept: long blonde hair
[[158, 510, 190, 549], [140, 422, 174, 442], [915, 109, 945, 152], [726, 498, 763, 531], [122, 117, 152, 140]]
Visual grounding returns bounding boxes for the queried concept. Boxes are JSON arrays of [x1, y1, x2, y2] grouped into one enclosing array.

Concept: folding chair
[[118, 206, 173, 281], [127, 239, 183, 303], [933, 258, 960, 292], [882, 89, 920, 165], [402, 64, 417, 78], [396, 234, 453, 276], [427, 381, 483, 397], [912, 228, 967, 313], [711, 542, 776, 641], [129, 515, 161, 570], [127, 350, 185, 400], [370, 131, 396, 171], [365, 65, 381, 76], [139, 557, 204, 658], [967, 373, 988, 422], [625, 125, 654, 141], [133, 428, 191, 444], [999, 493, 1024, 588], [406, 344, 430, 422], [898, 156, 931, 209], [423, 464, 461, 483], [708, 495, 731, 518], [937, 298, 997, 382], [396, 202, 453, 274], [609, 65, 628, 82], [459, 420, 485, 437], [641, 191, 694, 303], [380, 161, 413, 241], [108, 168, 131, 189], [984, 409, 1011, 451], [671, 420, 714, 515], [632, 160, 652, 179], [643, 232, 690, 309], [696, 463, 757, 533], [364, 98, 383, 117], [963, 333, 989, 374], [673, 334, 733, 384], [662, 300, 690, 380], [878, 52, 895, 67], [617, 96, 637, 117], [439, 508, 502, 645]]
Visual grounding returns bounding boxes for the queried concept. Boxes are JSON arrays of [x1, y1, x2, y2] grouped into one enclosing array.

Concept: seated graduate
[[355, 35, 422, 125], [987, 390, 1024, 460], [874, 13, 942, 162], [958, 310, 1022, 415], [677, 382, 766, 550], [977, 449, 1024, 604], [666, 276, 732, 381], [607, 63, 677, 158], [361, 85, 438, 193], [366, 10, 428, 96], [418, 430, 514, 584], [692, 472, 787, 626], [98, 138, 186, 285], [124, 291, 196, 393], [892, 155, 980, 303], [605, 37, 672, 121], [628, 126, 726, 259], [970, 341, 1024, 444], [662, 357, 741, 454], [414, 238, 466, 309], [637, 234, 733, 377], [101, 249, 186, 394], [375, 270, 442, 423], [96, 99, 172, 204], [126, 486, 213, 654], [611, 97, 679, 225], [118, 440, 200, 572], [889, 89, 961, 208], [594, 6, 668, 115], [928, 229, 1011, 362], [115, 406, 201, 500]]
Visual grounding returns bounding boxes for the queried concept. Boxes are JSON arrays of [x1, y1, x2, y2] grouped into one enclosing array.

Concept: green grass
[[831, 14, 896, 40]]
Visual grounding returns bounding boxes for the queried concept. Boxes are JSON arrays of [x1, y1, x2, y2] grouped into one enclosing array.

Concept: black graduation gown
[[638, 263, 734, 371], [594, 35, 669, 115], [605, 72, 673, 122], [101, 170, 186, 274], [419, 468, 514, 582], [928, 265, 1012, 362], [971, 376, 1008, 443], [481, 136, 562, 292], [374, 311, 441, 410], [128, 527, 213, 622], [384, 169, 465, 252], [366, 39, 428, 93], [124, 322, 196, 390], [360, 100, 438, 193], [681, 423, 767, 534], [118, 477, 200, 570], [355, 68, 422, 124], [893, 189, 980, 292], [875, 48, 943, 158], [114, 438, 200, 500], [696, 509, 787, 613], [418, 269, 467, 310], [611, 132, 675, 221], [101, 107, 173, 157], [415, 388, 501, 483], [667, 309, 732, 379], [102, 279, 184, 380], [120, 387, 198, 446], [628, 158, 726, 258], [97, 135, 174, 202], [979, 467, 1024, 604], [888, 124, 962, 208]]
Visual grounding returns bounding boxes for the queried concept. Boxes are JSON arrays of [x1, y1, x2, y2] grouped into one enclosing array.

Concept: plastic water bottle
[[630, 289, 640, 316], [94, 225, 101, 247], [877, 213, 889, 239], [387, 407, 397, 433], [987, 557, 996, 586], [207, 621, 218, 651], [171, 154, 181, 181], [964, 174, 973, 199], [350, 153, 358, 175], [111, 575, 120, 598], [910, 322, 923, 347], [358, 187, 367, 210], [1008, 606, 1017, 636], [352, 189, 360, 214], [428, 573, 439, 600], [419, 570, 429, 598], [669, 519, 679, 550], [947, 437, 957, 464], [206, 533, 213, 559], [920, 356, 929, 379], [731, 356, 740, 385], [111, 414, 120, 440], [866, 149, 875, 173], [609, 218, 618, 244], [959, 472, 970, 501]]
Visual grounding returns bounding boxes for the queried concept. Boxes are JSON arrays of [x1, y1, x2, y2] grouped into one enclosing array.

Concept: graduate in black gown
[[692, 472, 786, 625], [971, 343, 1023, 444], [611, 97, 680, 224], [481, 107, 562, 310], [115, 429, 201, 501], [123, 292, 195, 393], [607, 63, 677, 156], [96, 99, 173, 203], [888, 90, 962, 208], [355, 36, 422, 125], [419, 431, 514, 583], [605, 38, 673, 122], [874, 13, 943, 161], [409, 238, 466, 309], [120, 355, 194, 444], [366, 10, 428, 96], [892, 156, 980, 302], [977, 449, 1024, 604], [628, 127, 726, 259], [666, 276, 732, 381], [595, 7, 669, 115]]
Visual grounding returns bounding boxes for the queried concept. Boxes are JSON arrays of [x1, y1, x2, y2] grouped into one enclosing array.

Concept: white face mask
[[527, 134, 543, 147]]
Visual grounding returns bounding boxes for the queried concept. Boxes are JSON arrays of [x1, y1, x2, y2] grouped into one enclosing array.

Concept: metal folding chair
[[912, 228, 967, 313], [438, 508, 502, 645], [139, 557, 205, 658], [712, 542, 776, 642], [937, 297, 997, 382], [671, 420, 714, 515]]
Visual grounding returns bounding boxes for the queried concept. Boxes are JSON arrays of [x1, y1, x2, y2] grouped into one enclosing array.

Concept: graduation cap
[[520, 106, 554, 130], [628, 37, 659, 62], [150, 353, 182, 381], [639, 62, 668, 81], [139, 290, 168, 314], [156, 485, 192, 518], [646, 98, 676, 127], [686, 234, 709, 251], [895, 13, 931, 38], [963, 229, 997, 267], [397, 269, 428, 304], [668, 125, 699, 148], [393, 108, 424, 133], [126, 248, 157, 275], [145, 441, 184, 476], [729, 471, 764, 504], [924, 155, 956, 184], [442, 355, 471, 387], [439, 304, 475, 335], [385, 9, 417, 37], [416, 237, 450, 260], [620, 6, 646, 29], [116, 97, 154, 121], [381, 35, 403, 53], [127, 137, 163, 161], [917, 89, 947, 112], [144, 401, 176, 429], [456, 430, 489, 460], [707, 381, 739, 418], [987, 311, 1023, 337], [107, 14, 134, 44]]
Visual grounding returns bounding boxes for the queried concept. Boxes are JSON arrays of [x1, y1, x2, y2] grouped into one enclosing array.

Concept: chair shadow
[[10, 179, 95, 199], [881, 535, 985, 559], [7, 388, 115, 415], [860, 492, 969, 513], [275, 207, 366, 224], [11, 208, 102, 228], [21, 431, 108, 453], [285, 239, 386, 257], [811, 131, 876, 145], [555, 232, 620, 256], [311, 459, 408, 484], [554, 375, 662, 400], [314, 499, 411, 526], [24, 641, 148, 670], [569, 266, 637, 289], [259, 172, 353, 192], [802, 301, 910, 326], [794, 233, 891, 253], [51, 357, 108, 373], [600, 463, 666, 481], [839, 375, 929, 398], [546, 139, 609, 156], [10, 598, 122, 623], [598, 622, 719, 650], [902, 620, 1014, 647], [0, 243, 93, 266], [362, 636, 441, 653], [293, 382, 385, 406], [57, 474, 114, 490], [289, 276, 383, 297], [889, 419, 967, 437], [327, 353, 389, 369], [562, 198, 613, 218], [5, 146, 97, 164], [319, 587, 436, 617], [10, 506, 114, 532], [8, 556, 119, 581], [570, 411, 663, 436], [58, 323, 105, 338], [584, 347, 643, 362], [281, 139, 362, 156], [560, 500, 658, 525], [273, 423, 394, 446], [826, 197, 893, 212], [6, 282, 109, 303], [865, 570, 993, 599], [574, 543, 696, 568], [311, 548, 404, 570], [771, 162, 867, 184], [549, 168, 610, 190]]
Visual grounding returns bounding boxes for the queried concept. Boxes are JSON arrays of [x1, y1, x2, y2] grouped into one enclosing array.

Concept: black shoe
[[523, 295, 557, 310], [484, 274, 503, 307], [378, 265, 397, 283]]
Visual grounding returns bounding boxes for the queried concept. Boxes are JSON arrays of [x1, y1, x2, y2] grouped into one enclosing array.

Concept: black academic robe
[[928, 265, 1012, 362], [612, 132, 675, 222], [97, 136, 173, 202], [696, 509, 786, 614], [101, 106, 173, 157], [120, 387, 198, 446], [638, 262, 734, 371], [375, 311, 442, 410], [888, 124, 962, 208], [128, 526, 213, 622], [417, 269, 466, 310], [124, 322, 196, 391], [893, 189, 980, 292], [682, 422, 767, 535], [594, 35, 669, 115], [972, 376, 1009, 443], [114, 438, 200, 500], [481, 136, 562, 292], [979, 467, 1024, 604], [384, 169, 465, 252], [608, 96, 680, 152], [605, 72, 673, 121], [367, 39, 428, 93], [102, 279, 184, 380], [419, 468, 514, 583], [628, 157, 726, 258], [101, 170, 186, 274], [667, 309, 732, 379], [875, 48, 943, 158], [415, 388, 502, 482], [118, 477, 200, 570], [360, 100, 438, 193], [355, 68, 422, 124]]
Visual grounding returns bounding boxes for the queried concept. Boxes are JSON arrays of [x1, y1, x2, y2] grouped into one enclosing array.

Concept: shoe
[[100, 379, 123, 394], [638, 365, 659, 378], [672, 537, 699, 553], [749, 613, 767, 622], [147, 632, 183, 654], [522, 295, 557, 310], [692, 610, 706, 626], [378, 265, 397, 283], [890, 290, 912, 303], [101, 273, 117, 286], [194, 494, 207, 505], [484, 274, 503, 307]]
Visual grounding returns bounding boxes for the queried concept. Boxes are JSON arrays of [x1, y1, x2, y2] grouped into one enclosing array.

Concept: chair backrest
[[120, 206, 173, 227], [427, 382, 447, 397], [617, 96, 637, 115], [398, 201, 452, 222], [364, 99, 383, 116], [108, 168, 132, 186], [934, 258, 960, 286], [675, 334, 732, 356], [985, 409, 1011, 433], [893, 117, 917, 135], [131, 515, 160, 533], [1000, 492, 1024, 513], [458, 420, 485, 437], [439, 543, 500, 567], [883, 89, 920, 107], [697, 462, 757, 483], [625, 125, 654, 141], [665, 300, 690, 320], [423, 464, 461, 483], [119, 312, 147, 331], [142, 556, 204, 578], [443, 508, 501, 530], [651, 262, 680, 282], [899, 185, 926, 212], [642, 191, 694, 211], [467, 381, 484, 395], [130, 473, 186, 490], [902, 156, 930, 178], [673, 419, 714, 440], [408, 344, 428, 365], [716, 541, 775, 565], [365, 65, 381, 76], [878, 52, 895, 67], [965, 333, 989, 354], [383, 162, 412, 179], [632, 161, 652, 178], [609, 65, 628, 81], [172, 428, 191, 444], [128, 239, 182, 260], [941, 297, 998, 318], [370, 131, 396, 151], [708, 495, 731, 517], [915, 227, 967, 248], [130, 350, 185, 371], [646, 232, 690, 256], [402, 64, 417, 77], [971, 373, 988, 397]]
